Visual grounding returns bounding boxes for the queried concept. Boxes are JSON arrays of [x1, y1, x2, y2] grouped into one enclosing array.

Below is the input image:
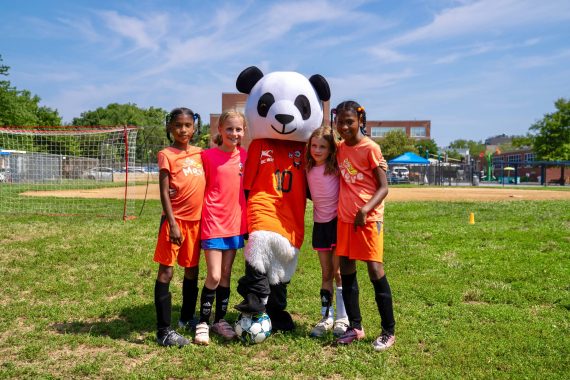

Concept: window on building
[[524, 153, 535, 162], [507, 155, 521, 163], [370, 127, 406, 138], [410, 127, 426, 137]]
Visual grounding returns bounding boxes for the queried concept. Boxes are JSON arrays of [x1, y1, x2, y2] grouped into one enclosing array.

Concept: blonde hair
[[305, 125, 339, 176], [213, 109, 247, 146]]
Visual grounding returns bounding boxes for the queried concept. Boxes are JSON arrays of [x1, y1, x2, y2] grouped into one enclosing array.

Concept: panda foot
[[267, 310, 295, 332]]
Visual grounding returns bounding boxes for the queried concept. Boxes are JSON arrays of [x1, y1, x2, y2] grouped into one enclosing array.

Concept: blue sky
[[1, 0, 569, 146]]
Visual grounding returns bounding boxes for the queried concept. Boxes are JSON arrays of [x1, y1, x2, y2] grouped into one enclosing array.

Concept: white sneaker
[[194, 322, 210, 345], [309, 316, 333, 337], [333, 317, 349, 337], [373, 332, 395, 351]]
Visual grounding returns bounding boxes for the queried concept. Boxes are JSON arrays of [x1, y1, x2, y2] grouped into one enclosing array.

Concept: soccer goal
[[0, 125, 140, 220]]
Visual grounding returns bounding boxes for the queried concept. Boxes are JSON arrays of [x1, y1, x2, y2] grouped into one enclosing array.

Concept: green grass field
[[1, 194, 569, 379]]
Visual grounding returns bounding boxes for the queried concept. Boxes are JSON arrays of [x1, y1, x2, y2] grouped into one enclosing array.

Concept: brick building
[[487, 149, 568, 184], [366, 120, 431, 140]]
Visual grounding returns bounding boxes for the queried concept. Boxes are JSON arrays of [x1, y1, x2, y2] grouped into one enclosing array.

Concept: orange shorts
[[153, 217, 201, 268], [336, 220, 384, 262]]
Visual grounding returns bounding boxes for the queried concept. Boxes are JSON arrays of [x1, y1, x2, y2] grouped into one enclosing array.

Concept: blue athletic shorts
[[201, 235, 245, 250]]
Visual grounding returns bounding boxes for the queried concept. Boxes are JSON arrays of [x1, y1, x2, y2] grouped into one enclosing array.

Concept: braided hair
[[165, 107, 201, 143], [332, 100, 367, 136]]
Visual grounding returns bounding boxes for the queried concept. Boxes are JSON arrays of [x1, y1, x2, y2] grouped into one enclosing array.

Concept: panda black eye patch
[[294, 95, 311, 120], [257, 92, 275, 117]]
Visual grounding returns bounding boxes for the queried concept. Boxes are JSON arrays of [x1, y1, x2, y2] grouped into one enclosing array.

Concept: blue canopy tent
[[388, 152, 430, 165]]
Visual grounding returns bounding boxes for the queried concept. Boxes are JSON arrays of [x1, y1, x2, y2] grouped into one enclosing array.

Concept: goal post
[[0, 125, 140, 220]]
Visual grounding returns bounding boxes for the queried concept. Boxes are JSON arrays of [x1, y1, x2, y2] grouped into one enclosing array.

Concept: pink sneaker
[[211, 319, 237, 340], [335, 327, 365, 345]]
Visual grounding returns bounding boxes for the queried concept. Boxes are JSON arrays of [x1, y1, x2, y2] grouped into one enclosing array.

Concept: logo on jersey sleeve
[[182, 158, 204, 176], [340, 158, 364, 183], [261, 149, 274, 164]]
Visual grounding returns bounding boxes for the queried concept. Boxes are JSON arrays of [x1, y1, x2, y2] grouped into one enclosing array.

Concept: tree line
[[1, 55, 568, 162]]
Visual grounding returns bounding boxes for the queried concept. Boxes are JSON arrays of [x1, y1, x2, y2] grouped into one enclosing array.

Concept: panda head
[[236, 66, 331, 142]]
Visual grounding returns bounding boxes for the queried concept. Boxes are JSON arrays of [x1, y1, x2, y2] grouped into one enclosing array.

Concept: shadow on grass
[[50, 303, 157, 343], [50, 305, 318, 345]]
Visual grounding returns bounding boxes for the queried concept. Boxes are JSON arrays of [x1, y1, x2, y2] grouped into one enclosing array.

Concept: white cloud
[[97, 10, 168, 51], [368, 47, 411, 63], [384, 0, 570, 48]]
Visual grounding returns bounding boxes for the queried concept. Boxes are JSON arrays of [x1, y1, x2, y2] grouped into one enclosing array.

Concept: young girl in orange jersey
[[193, 110, 248, 345], [334, 101, 396, 351], [153, 107, 205, 347], [305, 126, 349, 338]]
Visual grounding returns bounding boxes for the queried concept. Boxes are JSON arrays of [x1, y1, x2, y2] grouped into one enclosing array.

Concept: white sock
[[321, 306, 334, 319], [335, 287, 347, 320]]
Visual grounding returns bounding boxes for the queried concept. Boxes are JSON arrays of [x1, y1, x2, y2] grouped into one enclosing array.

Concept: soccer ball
[[234, 312, 272, 344]]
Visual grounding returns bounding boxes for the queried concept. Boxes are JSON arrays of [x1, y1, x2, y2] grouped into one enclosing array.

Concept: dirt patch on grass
[[22, 185, 570, 201]]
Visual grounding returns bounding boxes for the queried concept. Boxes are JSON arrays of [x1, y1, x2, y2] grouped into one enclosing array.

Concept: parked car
[[391, 166, 410, 179], [82, 167, 114, 181], [387, 170, 410, 184], [0, 167, 10, 182]]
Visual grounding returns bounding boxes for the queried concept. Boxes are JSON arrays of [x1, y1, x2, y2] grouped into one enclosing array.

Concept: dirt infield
[[22, 185, 570, 202]]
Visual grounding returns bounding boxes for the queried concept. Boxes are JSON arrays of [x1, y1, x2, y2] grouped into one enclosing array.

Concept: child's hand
[[169, 223, 183, 246], [354, 208, 367, 230]]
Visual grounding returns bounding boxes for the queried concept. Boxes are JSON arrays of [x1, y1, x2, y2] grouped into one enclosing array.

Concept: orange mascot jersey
[[243, 139, 307, 248]]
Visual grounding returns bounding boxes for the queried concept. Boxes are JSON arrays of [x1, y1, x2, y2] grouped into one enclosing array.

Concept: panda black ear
[[309, 74, 331, 102], [236, 66, 264, 94]]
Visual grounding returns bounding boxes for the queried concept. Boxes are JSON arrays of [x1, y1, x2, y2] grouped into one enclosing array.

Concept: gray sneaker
[[309, 316, 334, 337], [333, 317, 349, 337], [373, 332, 395, 351], [157, 328, 190, 347]]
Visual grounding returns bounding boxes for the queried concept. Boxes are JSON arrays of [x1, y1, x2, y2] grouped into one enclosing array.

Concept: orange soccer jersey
[[337, 137, 388, 224], [243, 139, 307, 248], [157, 146, 205, 221]]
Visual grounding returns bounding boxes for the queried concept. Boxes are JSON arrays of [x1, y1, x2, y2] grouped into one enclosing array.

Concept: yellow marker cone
[[469, 212, 475, 224]]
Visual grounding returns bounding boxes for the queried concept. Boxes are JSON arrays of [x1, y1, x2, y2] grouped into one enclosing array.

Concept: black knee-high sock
[[214, 286, 230, 323], [198, 286, 216, 324], [341, 272, 362, 329], [180, 277, 198, 322], [154, 281, 171, 332], [372, 275, 395, 335], [320, 289, 332, 318]]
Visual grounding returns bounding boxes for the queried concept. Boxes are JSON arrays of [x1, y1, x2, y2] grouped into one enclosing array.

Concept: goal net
[[0, 125, 141, 220]]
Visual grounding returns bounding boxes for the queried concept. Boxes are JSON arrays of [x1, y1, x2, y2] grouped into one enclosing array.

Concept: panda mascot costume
[[234, 66, 330, 331]]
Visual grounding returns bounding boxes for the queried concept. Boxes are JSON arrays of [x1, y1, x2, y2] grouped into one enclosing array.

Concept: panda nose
[[275, 114, 294, 125]]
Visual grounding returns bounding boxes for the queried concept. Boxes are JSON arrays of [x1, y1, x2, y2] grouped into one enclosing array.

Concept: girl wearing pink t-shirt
[[305, 126, 348, 339], [194, 110, 248, 345]]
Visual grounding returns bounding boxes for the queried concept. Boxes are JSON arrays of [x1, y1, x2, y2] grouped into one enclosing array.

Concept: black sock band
[[154, 280, 171, 331], [180, 277, 199, 323], [372, 275, 395, 334], [341, 272, 362, 329], [214, 286, 231, 323], [199, 286, 216, 324], [320, 289, 333, 318]]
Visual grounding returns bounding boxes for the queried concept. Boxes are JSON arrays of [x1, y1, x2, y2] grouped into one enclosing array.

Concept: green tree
[[72, 103, 169, 163], [0, 54, 62, 127], [376, 130, 418, 160], [529, 98, 570, 161], [511, 134, 534, 149], [415, 139, 439, 159], [448, 139, 485, 157]]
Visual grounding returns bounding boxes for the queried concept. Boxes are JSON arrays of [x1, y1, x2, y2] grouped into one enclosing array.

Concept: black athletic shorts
[[312, 217, 337, 250]]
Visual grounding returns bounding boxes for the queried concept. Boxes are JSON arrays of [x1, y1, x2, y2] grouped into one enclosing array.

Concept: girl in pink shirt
[[194, 110, 247, 345], [305, 126, 348, 338]]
